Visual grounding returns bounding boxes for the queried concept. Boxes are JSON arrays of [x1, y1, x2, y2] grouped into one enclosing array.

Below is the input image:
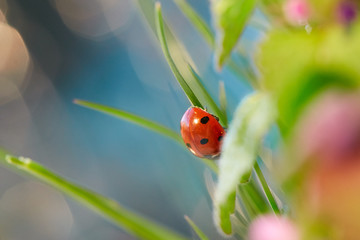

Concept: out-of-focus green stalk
[[184, 216, 209, 240], [174, 0, 215, 48], [174, 0, 258, 88], [254, 161, 280, 214], [238, 177, 270, 219], [219, 81, 228, 127], [0, 149, 188, 240], [155, 2, 203, 108]]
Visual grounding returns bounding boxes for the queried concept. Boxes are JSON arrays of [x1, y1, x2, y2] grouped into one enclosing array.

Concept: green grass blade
[[155, 2, 203, 108], [184, 216, 209, 240], [135, 0, 205, 91], [174, 0, 215, 47], [74, 99, 183, 144], [254, 161, 280, 214], [0, 149, 188, 240], [173, 0, 258, 88], [219, 81, 228, 126], [188, 65, 227, 127], [237, 177, 270, 220], [74, 99, 219, 174]]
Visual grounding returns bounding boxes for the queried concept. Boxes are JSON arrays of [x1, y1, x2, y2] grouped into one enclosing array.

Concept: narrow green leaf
[[187, 65, 227, 127], [174, 0, 215, 47], [135, 0, 216, 101], [0, 149, 188, 240], [211, 0, 257, 68], [74, 99, 183, 144], [218, 81, 228, 126], [213, 92, 276, 235], [135, 0, 198, 73], [174, 0, 258, 87], [237, 177, 270, 220], [213, 191, 236, 235], [74, 99, 218, 173], [137, 0, 256, 113], [155, 2, 203, 108], [135, 0, 157, 32], [254, 161, 280, 214], [184, 216, 209, 240]]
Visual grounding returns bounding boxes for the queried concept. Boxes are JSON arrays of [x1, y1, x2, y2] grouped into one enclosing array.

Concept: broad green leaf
[[211, 0, 257, 68], [174, 0, 215, 47], [184, 216, 209, 240], [213, 92, 276, 235], [74, 100, 183, 144], [0, 149, 188, 240], [155, 2, 203, 108]]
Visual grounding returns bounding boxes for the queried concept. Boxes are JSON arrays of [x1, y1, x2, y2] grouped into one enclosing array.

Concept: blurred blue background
[[0, 0, 255, 239]]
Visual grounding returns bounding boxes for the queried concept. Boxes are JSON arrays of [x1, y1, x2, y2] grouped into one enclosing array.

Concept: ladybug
[[180, 107, 225, 159]]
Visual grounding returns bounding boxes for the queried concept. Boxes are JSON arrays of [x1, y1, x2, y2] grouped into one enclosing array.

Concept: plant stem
[[254, 161, 280, 214], [238, 178, 269, 219]]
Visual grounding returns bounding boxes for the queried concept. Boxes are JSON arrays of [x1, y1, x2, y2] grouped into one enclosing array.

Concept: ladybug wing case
[[180, 107, 225, 159]]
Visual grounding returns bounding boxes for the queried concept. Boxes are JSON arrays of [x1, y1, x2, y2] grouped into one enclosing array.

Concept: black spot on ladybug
[[200, 116, 209, 124], [218, 135, 223, 142], [186, 143, 191, 148], [200, 138, 209, 145]]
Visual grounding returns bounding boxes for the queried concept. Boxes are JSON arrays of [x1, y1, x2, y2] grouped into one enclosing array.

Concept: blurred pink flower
[[283, 0, 311, 25], [294, 91, 360, 239], [295, 91, 360, 166], [248, 215, 300, 240], [337, 0, 358, 24]]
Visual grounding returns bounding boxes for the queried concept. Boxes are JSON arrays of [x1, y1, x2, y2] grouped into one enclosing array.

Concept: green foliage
[[155, 2, 203, 108], [213, 92, 276, 235], [74, 99, 183, 144], [211, 0, 257, 68], [237, 177, 270, 219], [154, 2, 228, 128], [184, 216, 209, 240], [74, 99, 219, 174], [214, 191, 236, 235], [0, 149, 188, 240], [188, 65, 227, 127], [218, 81, 228, 126], [175, 0, 258, 88], [257, 26, 360, 135], [174, 0, 215, 47], [253, 161, 280, 214], [136, 0, 219, 112]]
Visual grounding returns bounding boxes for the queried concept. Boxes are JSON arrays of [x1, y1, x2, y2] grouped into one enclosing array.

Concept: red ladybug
[[180, 107, 225, 159]]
